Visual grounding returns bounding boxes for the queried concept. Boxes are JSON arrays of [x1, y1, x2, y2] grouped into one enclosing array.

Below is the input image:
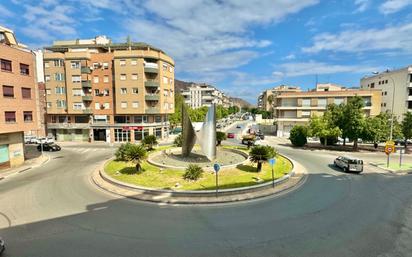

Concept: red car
[[227, 133, 235, 138]]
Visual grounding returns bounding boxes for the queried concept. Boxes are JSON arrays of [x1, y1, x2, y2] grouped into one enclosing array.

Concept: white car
[[24, 135, 37, 144], [36, 137, 54, 144]]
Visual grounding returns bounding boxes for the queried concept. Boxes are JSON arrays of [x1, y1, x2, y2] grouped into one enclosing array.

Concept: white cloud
[[302, 22, 412, 54], [283, 54, 296, 60], [273, 61, 380, 77], [354, 0, 370, 12], [0, 4, 13, 17], [379, 0, 412, 14]]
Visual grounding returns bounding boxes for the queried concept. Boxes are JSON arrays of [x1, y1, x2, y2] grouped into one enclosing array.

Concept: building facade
[[360, 66, 412, 121], [181, 83, 232, 109], [258, 85, 301, 112], [43, 36, 174, 143], [272, 84, 381, 137], [0, 26, 39, 168]]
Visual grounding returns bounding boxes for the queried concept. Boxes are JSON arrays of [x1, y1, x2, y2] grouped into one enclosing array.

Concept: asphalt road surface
[[1, 136, 412, 257]]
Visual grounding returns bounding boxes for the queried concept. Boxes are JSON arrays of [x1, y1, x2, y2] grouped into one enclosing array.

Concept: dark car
[[256, 132, 265, 140], [227, 132, 235, 138], [0, 237, 4, 255], [37, 143, 61, 152], [236, 125, 242, 129]]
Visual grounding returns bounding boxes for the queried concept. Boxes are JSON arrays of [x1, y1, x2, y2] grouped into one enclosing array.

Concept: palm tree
[[142, 135, 158, 150], [124, 144, 147, 172], [216, 131, 227, 146], [249, 145, 277, 172]]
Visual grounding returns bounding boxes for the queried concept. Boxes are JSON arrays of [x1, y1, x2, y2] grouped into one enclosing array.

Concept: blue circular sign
[[213, 163, 221, 172], [269, 158, 276, 166]]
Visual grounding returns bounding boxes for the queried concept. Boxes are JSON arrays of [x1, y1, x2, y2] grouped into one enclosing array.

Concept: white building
[[181, 83, 232, 109], [360, 66, 412, 121]]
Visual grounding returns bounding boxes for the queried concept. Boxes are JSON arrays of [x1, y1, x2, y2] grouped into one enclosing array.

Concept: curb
[[91, 154, 307, 205], [369, 162, 412, 175], [0, 154, 50, 181]]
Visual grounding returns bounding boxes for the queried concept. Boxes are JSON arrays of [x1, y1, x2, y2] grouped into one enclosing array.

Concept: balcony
[[82, 80, 92, 88], [82, 95, 93, 101], [145, 80, 160, 88], [144, 63, 158, 74], [145, 94, 160, 101], [82, 108, 93, 114], [81, 66, 91, 74], [409, 83, 412, 88], [146, 107, 160, 114]]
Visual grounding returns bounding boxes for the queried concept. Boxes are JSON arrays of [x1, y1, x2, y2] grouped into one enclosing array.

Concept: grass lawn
[[377, 162, 412, 171], [105, 151, 292, 191]]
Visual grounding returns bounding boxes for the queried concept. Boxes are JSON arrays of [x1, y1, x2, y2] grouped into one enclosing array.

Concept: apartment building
[[360, 66, 412, 121], [258, 85, 301, 112], [0, 26, 39, 168], [43, 36, 174, 143], [181, 83, 232, 109], [272, 84, 381, 137]]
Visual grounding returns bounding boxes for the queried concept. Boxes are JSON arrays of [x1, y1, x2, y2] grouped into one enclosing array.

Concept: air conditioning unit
[[89, 66, 94, 70]]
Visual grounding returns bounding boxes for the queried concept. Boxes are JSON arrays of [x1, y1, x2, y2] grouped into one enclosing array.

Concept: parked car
[[394, 139, 412, 146], [236, 125, 242, 129], [24, 135, 37, 144], [227, 132, 235, 138], [37, 143, 61, 152], [334, 156, 363, 173], [0, 237, 4, 255], [36, 136, 54, 144], [256, 132, 265, 140]]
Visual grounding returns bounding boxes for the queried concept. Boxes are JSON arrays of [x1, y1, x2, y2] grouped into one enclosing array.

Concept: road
[[1, 133, 412, 256]]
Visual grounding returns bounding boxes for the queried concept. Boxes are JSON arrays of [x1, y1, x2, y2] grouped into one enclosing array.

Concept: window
[[103, 75, 109, 83], [384, 91, 388, 96], [71, 61, 80, 69], [155, 127, 162, 138], [120, 88, 127, 94], [162, 63, 168, 71], [169, 66, 173, 72], [155, 116, 162, 123], [114, 116, 129, 123], [133, 115, 147, 123], [22, 87, 31, 99], [134, 129, 149, 141], [103, 89, 110, 96], [163, 76, 168, 84], [94, 89, 100, 96], [58, 116, 70, 123], [169, 78, 173, 85], [47, 102, 52, 108], [5, 111, 16, 123], [370, 82, 375, 88], [334, 98, 344, 105], [120, 74, 126, 80], [46, 89, 51, 95], [379, 81, 381, 85], [94, 103, 100, 110], [44, 62, 50, 68], [93, 63, 99, 69], [54, 59, 64, 67], [301, 111, 311, 117], [383, 103, 387, 107], [164, 103, 168, 109], [318, 98, 327, 107], [131, 73, 138, 80], [103, 103, 110, 109], [1, 59, 12, 72], [132, 101, 139, 108], [55, 73, 65, 81], [73, 102, 84, 110], [20, 64, 29, 75], [103, 63, 109, 69], [410, 75, 412, 83], [2, 85, 14, 97], [55, 87, 66, 94], [45, 75, 50, 82], [93, 76, 99, 83], [163, 90, 168, 96], [302, 99, 311, 107], [132, 88, 138, 94], [385, 80, 389, 84], [121, 101, 127, 108], [73, 88, 82, 96], [131, 59, 137, 65], [114, 129, 130, 142], [56, 100, 66, 108], [75, 116, 89, 123], [119, 59, 126, 66]]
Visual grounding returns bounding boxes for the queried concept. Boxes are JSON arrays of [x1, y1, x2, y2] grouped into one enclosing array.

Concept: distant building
[[0, 26, 40, 168], [271, 84, 381, 137], [258, 85, 301, 112], [360, 66, 412, 121], [43, 36, 174, 143], [180, 83, 232, 109]]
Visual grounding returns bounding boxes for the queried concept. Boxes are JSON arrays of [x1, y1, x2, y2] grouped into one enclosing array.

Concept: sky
[[1, 0, 412, 105]]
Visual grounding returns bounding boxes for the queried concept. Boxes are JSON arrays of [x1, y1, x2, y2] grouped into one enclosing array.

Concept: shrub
[[249, 145, 277, 172], [174, 134, 183, 147], [123, 144, 147, 172], [183, 164, 204, 181], [216, 131, 227, 146], [115, 143, 132, 161], [142, 135, 158, 150], [289, 125, 308, 147]]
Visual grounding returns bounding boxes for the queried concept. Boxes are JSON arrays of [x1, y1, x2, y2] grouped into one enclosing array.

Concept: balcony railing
[[146, 107, 160, 114], [82, 108, 93, 114], [145, 80, 160, 88], [82, 81, 92, 88], [144, 63, 158, 73], [81, 66, 91, 74], [82, 95, 93, 101], [145, 94, 160, 101]]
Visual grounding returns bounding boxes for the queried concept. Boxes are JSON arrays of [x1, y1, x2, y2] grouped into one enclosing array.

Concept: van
[[334, 156, 363, 173]]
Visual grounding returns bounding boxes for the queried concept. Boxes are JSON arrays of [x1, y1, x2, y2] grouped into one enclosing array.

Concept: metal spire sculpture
[[181, 104, 196, 157]]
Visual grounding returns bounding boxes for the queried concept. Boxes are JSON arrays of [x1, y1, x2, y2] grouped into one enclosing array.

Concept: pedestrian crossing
[[64, 147, 114, 154]]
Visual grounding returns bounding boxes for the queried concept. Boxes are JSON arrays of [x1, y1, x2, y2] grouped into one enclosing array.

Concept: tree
[[362, 112, 390, 144], [123, 144, 147, 172], [249, 145, 277, 172], [216, 131, 227, 146], [342, 96, 365, 150], [289, 125, 308, 147], [142, 135, 158, 150], [402, 112, 412, 152], [308, 115, 341, 146], [169, 93, 184, 128], [326, 104, 346, 145]]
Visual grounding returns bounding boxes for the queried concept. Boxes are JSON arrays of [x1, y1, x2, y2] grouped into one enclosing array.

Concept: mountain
[[230, 97, 253, 108], [174, 79, 192, 92]]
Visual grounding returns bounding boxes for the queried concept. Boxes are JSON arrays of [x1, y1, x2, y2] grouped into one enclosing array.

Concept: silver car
[[0, 237, 5, 255], [334, 156, 363, 173]]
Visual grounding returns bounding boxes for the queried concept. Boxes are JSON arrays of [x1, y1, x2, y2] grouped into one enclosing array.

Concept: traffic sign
[[385, 145, 394, 155], [269, 158, 276, 167], [213, 163, 221, 173]]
